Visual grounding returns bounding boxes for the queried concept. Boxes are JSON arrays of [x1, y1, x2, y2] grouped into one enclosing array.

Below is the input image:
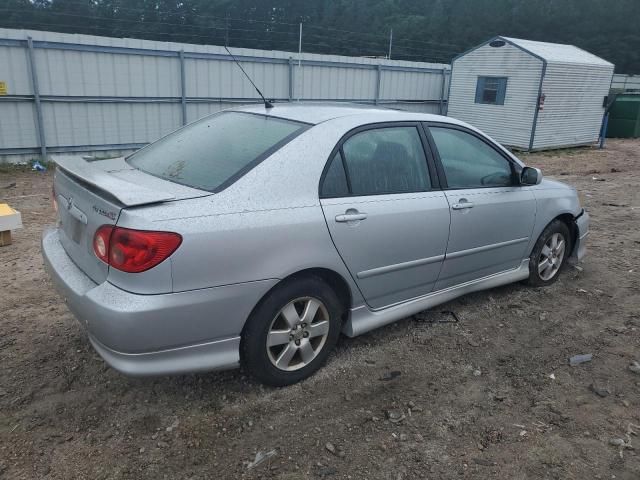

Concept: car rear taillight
[[94, 225, 111, 263], [93, 226, 182, 273]]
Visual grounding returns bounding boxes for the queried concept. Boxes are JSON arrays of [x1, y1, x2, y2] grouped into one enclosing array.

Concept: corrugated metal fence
[[0, 28, 451, 162], [611, 74, 640, 93]]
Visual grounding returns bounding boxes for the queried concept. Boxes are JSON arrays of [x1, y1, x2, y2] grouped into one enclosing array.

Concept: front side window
[[475, 76, 508, 105], [338, 126, 431, 196], [127, 112, 306, 192], [429, 127, 514, 189]]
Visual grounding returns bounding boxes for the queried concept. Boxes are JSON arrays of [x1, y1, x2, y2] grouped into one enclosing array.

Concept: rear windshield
[[127, 111, 307, 192]]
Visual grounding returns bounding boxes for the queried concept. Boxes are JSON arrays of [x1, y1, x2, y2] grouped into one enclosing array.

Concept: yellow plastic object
[[0, 203, 23, 243], [0, 203, 17, 216], [0, 204, 19, 247]]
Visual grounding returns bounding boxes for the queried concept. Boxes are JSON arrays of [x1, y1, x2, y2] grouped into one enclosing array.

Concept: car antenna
[[224, 45, 274, 109]]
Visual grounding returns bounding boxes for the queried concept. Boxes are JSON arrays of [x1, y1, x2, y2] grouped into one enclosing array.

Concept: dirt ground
[[1, 139, 639, 480]]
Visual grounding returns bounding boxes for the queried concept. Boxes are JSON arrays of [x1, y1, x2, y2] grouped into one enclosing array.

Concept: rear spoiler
[[55, 156, 175, 207]]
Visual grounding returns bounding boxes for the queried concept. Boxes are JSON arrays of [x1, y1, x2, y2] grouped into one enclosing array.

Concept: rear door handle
[[451, 201, 474, 210], [335, 211, 368, 222]]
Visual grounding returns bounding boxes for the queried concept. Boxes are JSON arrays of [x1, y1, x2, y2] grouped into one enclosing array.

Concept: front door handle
[[335, 210, 368, 223], [451, 200, 474, 210]]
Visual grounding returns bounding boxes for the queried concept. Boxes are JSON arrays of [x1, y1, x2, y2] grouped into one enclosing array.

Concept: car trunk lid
[[53, 156, 210, 284]]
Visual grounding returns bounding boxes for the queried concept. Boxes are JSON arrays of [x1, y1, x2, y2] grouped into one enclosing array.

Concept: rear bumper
[[571, 209, 589, 262], [88, 334, 241, 377], [41, 227, 277, 376]]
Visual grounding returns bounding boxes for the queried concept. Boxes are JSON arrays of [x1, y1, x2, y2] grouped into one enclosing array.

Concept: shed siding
[[533, 63, 614, 149], [447, 43, 542, 149]]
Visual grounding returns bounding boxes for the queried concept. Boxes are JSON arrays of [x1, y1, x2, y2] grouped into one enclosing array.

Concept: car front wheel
[[241, 276, 343, 386], [527, 219, 571, 287]]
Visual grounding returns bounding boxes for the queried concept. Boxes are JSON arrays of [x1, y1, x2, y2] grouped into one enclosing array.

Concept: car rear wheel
[[241, 276, 343, 386], [527, 220, 571, 287]]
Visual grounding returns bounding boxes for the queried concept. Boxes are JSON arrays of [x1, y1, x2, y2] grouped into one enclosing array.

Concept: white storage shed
[[447, 36, 614, 151]]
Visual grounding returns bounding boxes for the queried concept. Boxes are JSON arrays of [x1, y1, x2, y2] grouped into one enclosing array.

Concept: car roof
[[234, 102, 464, 126]]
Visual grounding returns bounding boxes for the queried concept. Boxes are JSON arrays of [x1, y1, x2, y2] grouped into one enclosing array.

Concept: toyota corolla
[[42, 104, 589, 386]]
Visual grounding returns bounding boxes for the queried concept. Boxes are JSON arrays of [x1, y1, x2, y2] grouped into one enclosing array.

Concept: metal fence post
[[288, 57, 294, 101], [439, 68, 447, 115], [297, 23, 302, 102], [599, 112, 610, 149], [375, 65, 382, 105], [26, 37, 47, 159], [179, 50, 187, 125]]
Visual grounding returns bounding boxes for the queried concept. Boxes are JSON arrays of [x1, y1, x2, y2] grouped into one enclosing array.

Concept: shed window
[[475, 76, 508, 105]]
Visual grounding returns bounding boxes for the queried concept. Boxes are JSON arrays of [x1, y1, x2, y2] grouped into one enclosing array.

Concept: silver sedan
[[42, 104, 589, 386]]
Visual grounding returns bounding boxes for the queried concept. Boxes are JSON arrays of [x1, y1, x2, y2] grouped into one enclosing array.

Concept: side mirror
[[521, 166, 542, 185]]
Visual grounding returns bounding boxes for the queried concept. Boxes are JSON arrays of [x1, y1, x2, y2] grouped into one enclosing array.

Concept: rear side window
[[127, 112, 306, 192], [321, 152, 350, 197], [323, 126, 430, 197]]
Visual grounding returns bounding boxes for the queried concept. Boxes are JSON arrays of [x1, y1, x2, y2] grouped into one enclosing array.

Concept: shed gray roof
[[501, 36, 613, 67]]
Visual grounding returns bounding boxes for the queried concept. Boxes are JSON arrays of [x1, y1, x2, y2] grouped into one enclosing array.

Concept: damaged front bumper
[[570, 209, 589, 262]]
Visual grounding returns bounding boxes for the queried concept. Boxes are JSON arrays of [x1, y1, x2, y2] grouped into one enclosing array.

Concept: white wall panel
[[297, 65, 377, 100], [185, 59, 289, 99], [0, 28, 449, 161], [0, 102, 38, 148], [381, 70, 444, 100], [42, 102, 181, 146], [34, 49, 181, 97], [0, 45, 31, 95]]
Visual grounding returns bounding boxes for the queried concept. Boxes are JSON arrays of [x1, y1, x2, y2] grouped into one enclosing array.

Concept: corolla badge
[[92, 205, 117, 221]]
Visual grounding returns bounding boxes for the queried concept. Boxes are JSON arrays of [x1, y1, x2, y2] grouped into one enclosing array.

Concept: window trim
[[319, 150, 351, 198], [422, 122, 522, 190], [475, 76, 508, 105], [126, 110, 311, 194], [318, 121, 441, 199]]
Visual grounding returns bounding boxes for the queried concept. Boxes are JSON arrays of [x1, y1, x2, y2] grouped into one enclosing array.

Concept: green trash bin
[[607, 94, 640, 138]]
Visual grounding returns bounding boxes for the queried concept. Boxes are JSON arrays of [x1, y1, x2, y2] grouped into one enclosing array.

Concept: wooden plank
[[0, 230, 11, 247]]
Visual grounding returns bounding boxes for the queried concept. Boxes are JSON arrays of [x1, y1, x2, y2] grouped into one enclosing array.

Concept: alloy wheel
[[538, 232, 566, 281], [266, 297, 330, 371]]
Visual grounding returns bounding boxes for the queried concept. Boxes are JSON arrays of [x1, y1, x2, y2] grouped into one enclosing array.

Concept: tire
[[241, 276, 343, 386], [526, 219, 571, 287]]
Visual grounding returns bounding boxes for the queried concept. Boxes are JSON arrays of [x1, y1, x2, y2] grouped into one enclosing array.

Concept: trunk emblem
[[67, 196, 74, 210], [92, 205, 117, 221]]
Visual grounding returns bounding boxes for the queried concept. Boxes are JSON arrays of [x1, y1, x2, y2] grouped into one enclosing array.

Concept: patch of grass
[[0, 156, 56, 174], [535, 146, 596, 158], [0, 163, 29, 174]]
